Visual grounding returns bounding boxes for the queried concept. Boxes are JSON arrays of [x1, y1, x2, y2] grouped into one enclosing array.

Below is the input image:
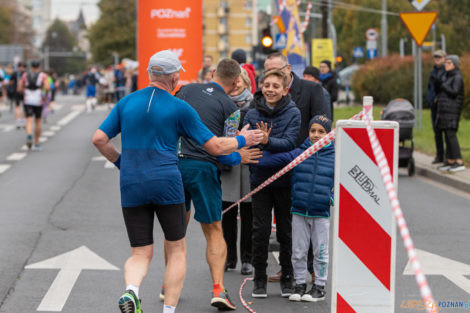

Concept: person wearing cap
[[17, 60, 50, 150], [427, 49, 447, 164], [319, 60, 338, 120], [303, 66, 332, 117], [435, 54, 465, 172], [92, 50, 263, 313], [255, 115, 334, 302], [231, 49, 257, 94], [175, 58, 264, 310]]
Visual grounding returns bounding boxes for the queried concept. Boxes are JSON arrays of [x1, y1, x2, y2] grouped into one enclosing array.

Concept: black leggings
[[222, 201, 253, 264], [443, 129, 462, 160]]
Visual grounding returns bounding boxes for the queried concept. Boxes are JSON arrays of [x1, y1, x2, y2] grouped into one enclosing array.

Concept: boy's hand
[[239, 148, 263, 164], [256, 121, 272, 145]]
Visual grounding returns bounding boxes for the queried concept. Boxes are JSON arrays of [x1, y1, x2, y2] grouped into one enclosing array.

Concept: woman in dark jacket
[[243, 69, 301, 298], [436, 55, 465, 172], [319, 60, 338, 121]]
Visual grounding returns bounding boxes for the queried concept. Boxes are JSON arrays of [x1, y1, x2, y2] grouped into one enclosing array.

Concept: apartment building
[[203, 0, 258, 63]]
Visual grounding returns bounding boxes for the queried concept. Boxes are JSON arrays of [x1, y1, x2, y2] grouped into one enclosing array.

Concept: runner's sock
[[163, 305, 176, 313], [126, 284, 139, 298], [212, 284, 224, 297]]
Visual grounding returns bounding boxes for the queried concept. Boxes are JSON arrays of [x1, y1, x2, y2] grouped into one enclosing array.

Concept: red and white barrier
[[331, 99, 399, 312]]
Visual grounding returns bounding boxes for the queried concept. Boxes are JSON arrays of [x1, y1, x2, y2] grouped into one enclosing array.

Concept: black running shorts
[[122, 203, 186, 247], [24, 104, 43, 119]]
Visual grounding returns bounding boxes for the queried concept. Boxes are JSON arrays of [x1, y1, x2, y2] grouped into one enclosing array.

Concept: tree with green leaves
[[88, 0, 136, 65], [0, 6, 13, 44], [43, 19, 86, 75]]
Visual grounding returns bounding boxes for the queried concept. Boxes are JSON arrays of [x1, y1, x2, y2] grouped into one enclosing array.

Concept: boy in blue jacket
[[257, 115, 334, 302]]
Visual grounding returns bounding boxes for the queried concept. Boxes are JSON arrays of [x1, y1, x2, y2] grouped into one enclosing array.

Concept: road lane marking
[[57, 109, 82, 127], [50, 126, 61, 131], [0, 164, 11, 174], [43, 131, 55, 137], [25, 246, 119, 312], [104, 161, 114, 168], [39, 137, 47, 143], [0, 124, 15, 132], [6, 153, 27, 161], [272, 251, 280, 264], [92, 156, 106, 161]]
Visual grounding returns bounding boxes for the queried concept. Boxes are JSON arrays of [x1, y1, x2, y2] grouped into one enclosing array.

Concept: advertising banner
[[137, 0, 203, 89]]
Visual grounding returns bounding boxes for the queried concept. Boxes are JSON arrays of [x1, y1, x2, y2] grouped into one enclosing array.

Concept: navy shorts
[[178, 158, 222, 224], [122, 203, 186, 247], [86, 85, 96, 98]]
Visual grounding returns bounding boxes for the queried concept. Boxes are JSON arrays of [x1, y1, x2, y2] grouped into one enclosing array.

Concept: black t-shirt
[[176, 82, 238, 164]]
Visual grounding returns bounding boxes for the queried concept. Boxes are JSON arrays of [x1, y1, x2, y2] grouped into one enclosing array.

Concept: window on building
[[220, 17, 228, 27], [245, 35, 252, 45], [245, 1, 252, 9], [220, 51, 228, 58], [246, 17, 252, 27]]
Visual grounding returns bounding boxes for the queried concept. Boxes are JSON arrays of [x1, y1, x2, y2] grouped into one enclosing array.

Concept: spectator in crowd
[[319, 60, 338, 120], [427, 49, 447, 164], [114, 64, 126, 102], [436, 55, 465, 172], [221, 68, 257, 276], [256, 115, 334, 303], [303, 66, 332, 119], [231, 49, 257, 94], [244, 69, 301, 299], [103, 66, 116, 108], [263, 52, 329, 283], [197, 55, 215, 82]]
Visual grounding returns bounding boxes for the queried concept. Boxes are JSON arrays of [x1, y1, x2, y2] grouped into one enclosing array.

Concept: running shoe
[[280, 274, 294, 297], [32, 144, 41, 152], [448, 163, 465, 172], [211, 289, 236, 310], [159, 286, 164, 301], [118, 290, 142, 313], [289, 283, 306, 301], [26, 135, 33, 150], [301, 284, 326, 302], [437, 162, 451, 171]]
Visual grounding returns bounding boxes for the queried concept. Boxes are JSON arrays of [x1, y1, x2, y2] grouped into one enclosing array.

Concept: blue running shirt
[[99, 87, 215, 207]]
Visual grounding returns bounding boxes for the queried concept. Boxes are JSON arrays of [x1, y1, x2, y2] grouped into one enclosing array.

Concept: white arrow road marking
[[0, 164, 11, 174], [6, 153, 27, 161], [25, 246, 119, 312], [57, 109, 82, 127], [272, 251, 280, 264], [403, 248, 470, 294]]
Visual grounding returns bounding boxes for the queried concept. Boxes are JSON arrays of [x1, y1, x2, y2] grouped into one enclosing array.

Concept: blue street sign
[[367, 49, 377, 59], [353, 47, 364, 58], [274, 34, 287, 50]]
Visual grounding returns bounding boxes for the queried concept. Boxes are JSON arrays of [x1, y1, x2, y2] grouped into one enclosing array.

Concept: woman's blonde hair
[[239, 67, 252, 92]]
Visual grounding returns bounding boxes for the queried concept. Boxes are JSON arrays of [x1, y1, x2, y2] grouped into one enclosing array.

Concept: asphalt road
[[0, 95, 469, 313]]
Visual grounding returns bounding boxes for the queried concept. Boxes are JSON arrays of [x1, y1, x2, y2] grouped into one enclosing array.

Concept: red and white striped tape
[[239, 277, 256, 313], [361, 103, 435, 313], [301, 2, 313, 33], [222, 111, 364, 215]]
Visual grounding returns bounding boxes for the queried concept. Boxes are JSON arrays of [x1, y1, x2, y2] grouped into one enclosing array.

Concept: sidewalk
[[413, 150, 470, 194]]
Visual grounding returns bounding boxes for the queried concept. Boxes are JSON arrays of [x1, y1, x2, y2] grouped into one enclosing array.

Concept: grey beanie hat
[[446, 55, 460, 67]]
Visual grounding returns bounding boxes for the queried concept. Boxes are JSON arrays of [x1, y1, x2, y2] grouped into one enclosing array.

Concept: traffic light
[[261, 27, 273, 54]]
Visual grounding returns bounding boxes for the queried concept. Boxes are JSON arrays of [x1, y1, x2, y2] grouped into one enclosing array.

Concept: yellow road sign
[[400, 11, 438, 46]]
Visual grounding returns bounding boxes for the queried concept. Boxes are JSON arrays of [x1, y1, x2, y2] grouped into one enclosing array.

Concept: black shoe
[[432, 157, 444, 164], [252, 278, 267, 298], [289, 283, 306, 301], [448, 162, 465, 172], [437, 162, 451, 171], [301, 284, 326, 302], [225, 260, 236, 272], [280, 274, 294, 297], [241, 263, 253, 275]]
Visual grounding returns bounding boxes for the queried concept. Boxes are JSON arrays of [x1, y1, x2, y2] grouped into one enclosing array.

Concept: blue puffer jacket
[[244, 91, 301, 187], [257, 138, 335, 217]]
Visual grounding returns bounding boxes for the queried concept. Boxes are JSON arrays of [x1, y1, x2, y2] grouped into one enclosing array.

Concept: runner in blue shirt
[[92, 50, 263, 313]]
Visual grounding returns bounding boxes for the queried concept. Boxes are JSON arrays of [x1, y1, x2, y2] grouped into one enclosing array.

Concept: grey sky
[[51, 0, 100, 26]]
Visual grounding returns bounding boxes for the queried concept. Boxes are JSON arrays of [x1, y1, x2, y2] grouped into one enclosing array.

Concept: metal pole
[[328, 0, 337, 60], [441, 34, 446, 52], [44, 46, 49, 71], [418, 46, 423, 131], [412, 41, 418, 127], [381, 0, 387, 57], [432, 23, 436, 53], [399, 38, 405, 57]]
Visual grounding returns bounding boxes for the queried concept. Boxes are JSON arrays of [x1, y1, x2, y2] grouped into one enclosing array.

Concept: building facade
[[202, 0, 258, 63], [31, 0, 52, 49]]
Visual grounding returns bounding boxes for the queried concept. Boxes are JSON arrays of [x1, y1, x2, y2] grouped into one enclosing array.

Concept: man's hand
[[256, 121, 272, 145], [239, 124, 263, 147], [238, 148, 263, 164]]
